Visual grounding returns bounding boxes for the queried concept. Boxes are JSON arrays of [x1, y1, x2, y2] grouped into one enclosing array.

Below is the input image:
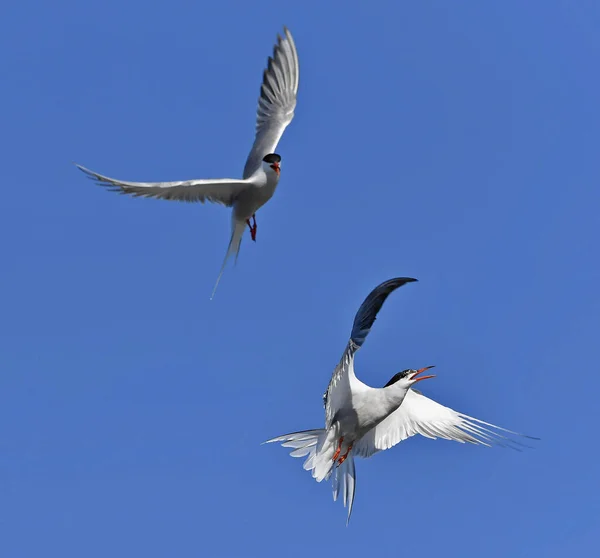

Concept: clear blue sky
[[1, 1, 599, 556]]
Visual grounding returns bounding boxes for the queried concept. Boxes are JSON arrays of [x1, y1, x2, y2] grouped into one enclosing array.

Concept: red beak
[[411, 366, 436, 383], [271, 162, 280, 176]]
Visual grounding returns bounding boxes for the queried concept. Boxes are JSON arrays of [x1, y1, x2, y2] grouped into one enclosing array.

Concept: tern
[[265, 277, 536, 524], [75, 27, 299, 298]]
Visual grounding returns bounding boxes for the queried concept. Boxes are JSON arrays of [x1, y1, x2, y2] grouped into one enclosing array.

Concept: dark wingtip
[[283, 26, 294, 41], [350, 277, 418, 347], [74, 163, 95, 180]]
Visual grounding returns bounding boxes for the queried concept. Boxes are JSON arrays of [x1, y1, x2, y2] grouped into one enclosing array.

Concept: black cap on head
[[263, 153, 281, 164], [383, 370, 413, 388]]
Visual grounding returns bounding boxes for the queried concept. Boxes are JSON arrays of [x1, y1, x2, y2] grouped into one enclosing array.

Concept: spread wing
[[323, 277, 418, 428], [354, 389, 537, 458], [76, 164, 251, 206], [243, 27, 299, 178]]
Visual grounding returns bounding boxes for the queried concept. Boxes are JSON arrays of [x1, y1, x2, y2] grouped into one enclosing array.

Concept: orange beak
[[271, 162, 280, 176], [411, 366, 436, 383]]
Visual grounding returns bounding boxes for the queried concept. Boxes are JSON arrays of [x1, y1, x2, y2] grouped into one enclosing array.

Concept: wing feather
[[354, 389, 537, 457], [76, 164, 250, 206], [243, 27, 299, 178]]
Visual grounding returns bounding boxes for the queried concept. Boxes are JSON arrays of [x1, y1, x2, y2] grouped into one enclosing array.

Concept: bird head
[[262, 153, 281, 177], [384, 366, 436, 389]]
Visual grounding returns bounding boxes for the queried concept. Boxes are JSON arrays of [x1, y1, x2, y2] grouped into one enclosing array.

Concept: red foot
[[337, 444, 353, 466], [332, 437, 344, 463], [246, 214, 257, 242]]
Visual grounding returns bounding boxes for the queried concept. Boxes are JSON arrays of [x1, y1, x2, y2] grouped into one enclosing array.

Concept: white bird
[[265, 277, 536, 524], [75, 27, 299, 299]]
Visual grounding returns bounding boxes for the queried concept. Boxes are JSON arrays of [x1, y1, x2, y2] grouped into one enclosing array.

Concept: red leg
[[332, 437, 344, 463], [337, 444, 353, 466], [246, 215, 257, 242]]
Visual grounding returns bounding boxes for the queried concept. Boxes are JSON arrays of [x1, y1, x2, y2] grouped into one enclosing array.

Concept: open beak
[[271, 162, 280, 176], [411, 366, 436, 383]]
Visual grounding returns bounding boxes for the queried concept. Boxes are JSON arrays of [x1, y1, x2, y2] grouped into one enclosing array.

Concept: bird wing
[[243, 27, 299, 179], [323, 277, 418, 429], [353, 389, 535, 458], [76, 164, 251, 206]]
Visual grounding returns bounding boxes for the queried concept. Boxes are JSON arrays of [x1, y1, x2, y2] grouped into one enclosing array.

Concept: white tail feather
[[210, 218, 246, 300], [332, 455, 356, 525], [264, 428, 358, 524]]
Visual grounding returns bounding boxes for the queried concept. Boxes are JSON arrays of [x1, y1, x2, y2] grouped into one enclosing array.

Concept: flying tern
[[265, 277, 536, 524], [75, 27, 299, 298]]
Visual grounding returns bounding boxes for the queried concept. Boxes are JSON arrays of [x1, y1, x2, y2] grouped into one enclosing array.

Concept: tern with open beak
[[265, 277, 536, 524], [75, 27, 299, 298]]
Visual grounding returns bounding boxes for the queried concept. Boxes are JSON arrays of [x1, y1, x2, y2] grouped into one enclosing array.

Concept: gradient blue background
[[1, 1, 599, 556]]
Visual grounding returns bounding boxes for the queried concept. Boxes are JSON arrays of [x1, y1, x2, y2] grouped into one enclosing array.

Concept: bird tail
[[264, 428, 357, 524], [210, 218, 246, 300], [332, 452, 356, 525]]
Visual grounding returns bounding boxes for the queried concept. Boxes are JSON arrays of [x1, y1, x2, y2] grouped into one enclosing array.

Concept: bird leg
[[337, 444, 353, 467], [246, 214, 257, 242], [332, 437, 344, 463]]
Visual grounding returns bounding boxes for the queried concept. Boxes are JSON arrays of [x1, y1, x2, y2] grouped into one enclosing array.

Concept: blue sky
[[1, 1, 599, 556]]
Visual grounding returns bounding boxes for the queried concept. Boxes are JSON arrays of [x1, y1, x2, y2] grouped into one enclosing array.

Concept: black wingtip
[[74, 164, 93, 178], [350, 277, 418, 347], [74, 163, 92, 176]]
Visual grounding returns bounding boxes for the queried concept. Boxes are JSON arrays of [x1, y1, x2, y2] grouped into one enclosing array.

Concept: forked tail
[[264, 428, 357, 524], [210, 218, 246, 300]]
